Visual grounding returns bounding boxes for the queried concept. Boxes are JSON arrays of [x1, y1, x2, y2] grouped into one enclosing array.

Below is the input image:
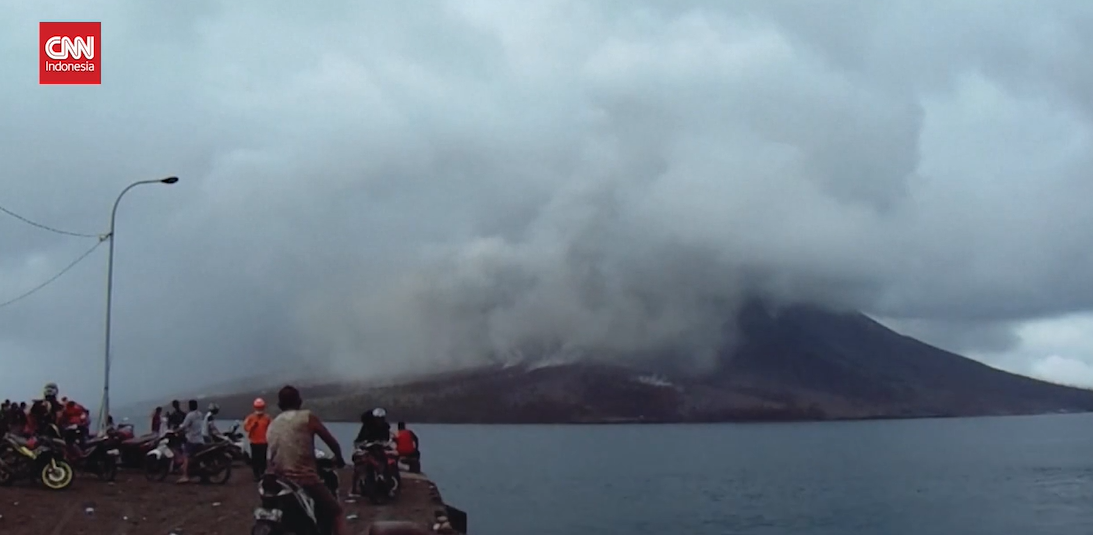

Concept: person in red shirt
[[394, 421, 420, 473], [151, 406, 164, 435], [62, 401, 85, 426], [23, 409, 38, 437]]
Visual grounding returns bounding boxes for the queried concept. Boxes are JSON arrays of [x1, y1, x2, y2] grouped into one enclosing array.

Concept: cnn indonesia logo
[[39, 22, 101, 85]]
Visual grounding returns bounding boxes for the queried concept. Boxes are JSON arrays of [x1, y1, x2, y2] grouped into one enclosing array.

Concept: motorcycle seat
[[5, 434, 30, 447], [121, 433, 158, 446], [367, 521, 431, 535], [193, 442, 228, 455]]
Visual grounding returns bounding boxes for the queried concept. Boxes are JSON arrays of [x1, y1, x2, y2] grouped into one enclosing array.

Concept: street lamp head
[[160, 176, 179, 184]]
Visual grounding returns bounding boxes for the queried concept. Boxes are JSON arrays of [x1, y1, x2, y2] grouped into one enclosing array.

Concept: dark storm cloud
[[3, 0, 1093, 402]]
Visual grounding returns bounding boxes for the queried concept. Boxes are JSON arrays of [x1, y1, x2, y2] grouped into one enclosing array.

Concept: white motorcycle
[[144, 430, 233, 484], [217, 421, 248, 464]]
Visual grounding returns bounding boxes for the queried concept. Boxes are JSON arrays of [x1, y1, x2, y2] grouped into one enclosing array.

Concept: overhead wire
[[0, 236, 108, 310], [0, 203, 103, 238]]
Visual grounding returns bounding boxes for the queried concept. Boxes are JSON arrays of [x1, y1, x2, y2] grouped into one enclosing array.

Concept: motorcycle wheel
[[321, 471, 340, 497], [145, 457, 169, 482], [0, 468, 12, 487], [40, 460, 74, 490], [250, 520, 279, 535], [389, 475, 401, 500], [203, 453, 233, 485], [364, 471, 384, 505], [98, 455, 118, 482]]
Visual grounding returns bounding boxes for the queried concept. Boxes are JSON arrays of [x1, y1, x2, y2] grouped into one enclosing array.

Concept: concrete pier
[[0, 467, 466, 534]]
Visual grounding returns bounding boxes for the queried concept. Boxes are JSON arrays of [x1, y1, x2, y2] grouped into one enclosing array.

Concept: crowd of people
[[146, 398, 233, 483], [148, 391, 420, 475], [2, 383, 423, 535], [0, 382, 93, 439]]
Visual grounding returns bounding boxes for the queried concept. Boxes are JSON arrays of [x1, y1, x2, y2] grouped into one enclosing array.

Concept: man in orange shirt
[[243, 398, 272, 481]]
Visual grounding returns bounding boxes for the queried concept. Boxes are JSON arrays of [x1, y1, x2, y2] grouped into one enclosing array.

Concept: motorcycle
[[144, 430, 181, 481], [115, 422, 136, 439], [145, 430, 234, 484], [215, 422, 247, 464], [352, 441, 400, 504], [251, 450, 340, 535], [0, 430, 75, 490], [117, 431, 160, 469], [58, 424, 120, 481]]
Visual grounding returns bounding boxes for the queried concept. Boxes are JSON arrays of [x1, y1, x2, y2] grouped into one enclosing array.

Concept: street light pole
[[98, 176, 179, 433]]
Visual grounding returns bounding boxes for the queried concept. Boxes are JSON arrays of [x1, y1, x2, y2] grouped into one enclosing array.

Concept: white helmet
[[43, 383, 59, 397], [208, 403, 220, 413], [372, 407, 386, 418]]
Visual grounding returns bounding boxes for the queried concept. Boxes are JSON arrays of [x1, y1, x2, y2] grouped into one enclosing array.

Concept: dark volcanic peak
[[722, 303, 1093, 413], [202, 303, 1093, 424]]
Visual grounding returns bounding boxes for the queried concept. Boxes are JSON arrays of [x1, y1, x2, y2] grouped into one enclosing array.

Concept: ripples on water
[[326, 414, 1093, 535]]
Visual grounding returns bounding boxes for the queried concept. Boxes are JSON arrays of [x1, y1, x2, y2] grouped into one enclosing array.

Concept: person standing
[[176, 400, 205, 484], [151, 406, 163, 436], [0, 400, 9, 436], [203, 403, 222, 441], [243, 397, 272, 481], [16, 402, 27, 428], [12, 402, 27, 435], [166, 400, 186, 430], [0, 400, 8, 434]]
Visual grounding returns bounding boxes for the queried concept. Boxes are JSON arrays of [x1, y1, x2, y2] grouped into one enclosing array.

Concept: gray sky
[[3, 0, 1093, 406]]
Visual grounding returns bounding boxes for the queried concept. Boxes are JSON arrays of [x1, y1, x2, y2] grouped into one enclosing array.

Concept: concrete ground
[[0, 466, 454, 534]]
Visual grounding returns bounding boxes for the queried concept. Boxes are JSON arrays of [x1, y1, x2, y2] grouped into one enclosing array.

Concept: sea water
[[330, 413, 1093, 535]]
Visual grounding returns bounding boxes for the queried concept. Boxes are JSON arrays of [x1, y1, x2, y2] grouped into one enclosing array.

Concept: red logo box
[[39, 22, 101, 85]]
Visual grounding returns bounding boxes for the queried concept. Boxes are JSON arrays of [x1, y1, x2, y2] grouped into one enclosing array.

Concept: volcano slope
[[208, 303, 1093, 423]]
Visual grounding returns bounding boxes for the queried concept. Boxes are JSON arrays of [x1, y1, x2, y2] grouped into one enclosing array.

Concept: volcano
[[210, 302, 1093, 423]]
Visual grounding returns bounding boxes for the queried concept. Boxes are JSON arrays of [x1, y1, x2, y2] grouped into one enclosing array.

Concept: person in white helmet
[[28, 383, 63, 436], [203, 402, 222, 441], [350, 407, 397, 498], [353, 407, 392, 446]]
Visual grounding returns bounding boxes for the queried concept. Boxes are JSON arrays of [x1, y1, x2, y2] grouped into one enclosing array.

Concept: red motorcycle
[[57, 424, 120, 481], [116, 430, 160, 469], [352, 441, 400, 504]]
